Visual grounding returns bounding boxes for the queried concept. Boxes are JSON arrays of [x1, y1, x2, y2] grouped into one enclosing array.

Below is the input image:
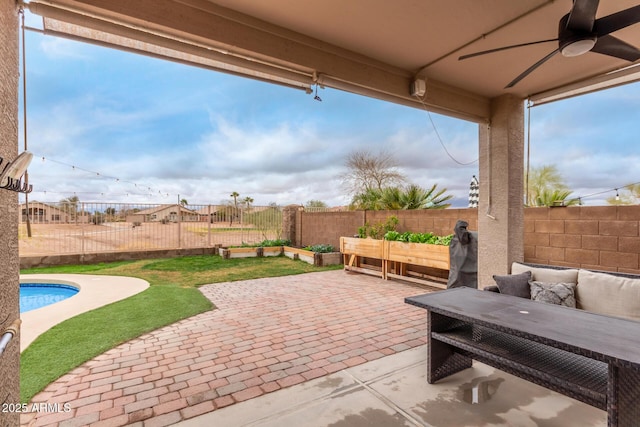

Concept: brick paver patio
[[21, 270, 432, 427]]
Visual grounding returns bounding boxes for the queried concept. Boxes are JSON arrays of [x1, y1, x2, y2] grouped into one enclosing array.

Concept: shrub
[[357, 216, 398, 239]]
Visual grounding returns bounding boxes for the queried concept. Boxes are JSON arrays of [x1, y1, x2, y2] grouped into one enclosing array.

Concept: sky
[[17, 11, 640, 208]]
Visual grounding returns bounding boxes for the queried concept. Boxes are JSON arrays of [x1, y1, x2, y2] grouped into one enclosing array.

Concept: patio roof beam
[[28, 0, 491, 123]]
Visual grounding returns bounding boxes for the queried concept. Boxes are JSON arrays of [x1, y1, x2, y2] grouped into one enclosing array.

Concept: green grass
[[20, 255, 341, 402]]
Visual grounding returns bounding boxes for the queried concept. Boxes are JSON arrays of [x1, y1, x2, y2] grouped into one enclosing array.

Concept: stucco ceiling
[[26, 0, 640, 122]]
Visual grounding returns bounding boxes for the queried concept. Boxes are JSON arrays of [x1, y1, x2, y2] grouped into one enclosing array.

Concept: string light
[[572, 181, 640, 204], [37, 155, 175, 198]]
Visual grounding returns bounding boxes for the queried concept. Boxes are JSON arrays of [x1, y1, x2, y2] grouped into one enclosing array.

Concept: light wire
[[414, 95, 478, 166]]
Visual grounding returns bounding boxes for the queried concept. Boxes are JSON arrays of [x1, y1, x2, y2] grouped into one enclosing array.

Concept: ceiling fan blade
[[459, 38, 557, 60], [595, 5, 640, 36], [591, 34, 640, 61], [567, 0, 599, 32], [505, 49, 559, 88]]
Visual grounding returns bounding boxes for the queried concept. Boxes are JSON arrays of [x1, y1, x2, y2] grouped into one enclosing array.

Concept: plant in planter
[[383, 231, 453, 246], [220, 239, 290, 259], [383, 230, 453, 287], [283, 244, 341, 266], [303, 244, 334, 253], [341, 217, 454, 285]]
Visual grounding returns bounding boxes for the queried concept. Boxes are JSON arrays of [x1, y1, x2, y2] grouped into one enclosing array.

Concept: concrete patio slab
[[177, 345, 606, 427]]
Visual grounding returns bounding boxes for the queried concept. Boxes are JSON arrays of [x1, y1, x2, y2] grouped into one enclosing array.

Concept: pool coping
[[19, 274, 150, 352]]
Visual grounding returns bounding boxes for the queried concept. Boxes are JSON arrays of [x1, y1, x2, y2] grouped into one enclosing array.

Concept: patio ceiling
[[25, 0, 640, 122]]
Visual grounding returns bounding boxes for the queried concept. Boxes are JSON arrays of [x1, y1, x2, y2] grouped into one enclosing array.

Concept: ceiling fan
[[459, 0, 640, 88]]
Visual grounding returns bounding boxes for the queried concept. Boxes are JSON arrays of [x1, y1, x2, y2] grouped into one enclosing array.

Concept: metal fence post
[[81, 202, 85, 256], [207, 204, 211, 247], [177, 199, 182, 249]]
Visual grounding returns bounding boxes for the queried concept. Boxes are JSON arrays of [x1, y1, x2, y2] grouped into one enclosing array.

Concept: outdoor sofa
[[486, 262, 640, 322]]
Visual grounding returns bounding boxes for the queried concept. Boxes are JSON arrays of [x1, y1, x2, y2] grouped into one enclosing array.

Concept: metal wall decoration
[[0, 151, 33, 194]]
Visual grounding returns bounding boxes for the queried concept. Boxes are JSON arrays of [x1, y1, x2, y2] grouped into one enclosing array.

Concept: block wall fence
[[292, 206, 640, 275]]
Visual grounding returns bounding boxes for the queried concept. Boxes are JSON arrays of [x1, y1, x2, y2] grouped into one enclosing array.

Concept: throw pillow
[[512, 262, 579, 284], [529, 281, 577, 308], [576, 269, 640, 321], [493, 271, 532, 298]]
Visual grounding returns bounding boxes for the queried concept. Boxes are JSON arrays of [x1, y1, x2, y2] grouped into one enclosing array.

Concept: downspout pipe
[[0, 319, 21, 357]]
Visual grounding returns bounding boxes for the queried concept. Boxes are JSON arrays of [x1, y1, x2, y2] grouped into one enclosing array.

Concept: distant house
[[18, 201, 89, 224], [128, 204, 200, 223], [193, 206, 228, 222]]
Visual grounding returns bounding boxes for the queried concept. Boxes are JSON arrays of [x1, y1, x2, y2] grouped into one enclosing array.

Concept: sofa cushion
[[512, 262, 579, 284], [576, 269, 640, 321], [493, 271, 532, 298], [530, 281, 577, 308]]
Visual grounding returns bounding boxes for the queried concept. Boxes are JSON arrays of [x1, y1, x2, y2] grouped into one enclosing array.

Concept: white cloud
[[21, 19, 640, 210], [39, 38, 90, 60]]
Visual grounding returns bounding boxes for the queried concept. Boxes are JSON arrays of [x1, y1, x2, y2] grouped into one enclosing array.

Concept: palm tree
[[243, 196, 254, 211], [350, 188, 384, 210], [526, 165, 568, 207], [230, 192, 239, 225], [179, 198, 188, 207], [404, 183, 452, 209], [351, 183, 452, 210], [59, 195, 80, 221], [535, 189, 579, 207], [380, 186, 404, 210]]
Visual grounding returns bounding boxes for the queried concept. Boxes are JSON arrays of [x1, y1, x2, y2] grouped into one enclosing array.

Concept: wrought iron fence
[[18, 201, 283, 256]]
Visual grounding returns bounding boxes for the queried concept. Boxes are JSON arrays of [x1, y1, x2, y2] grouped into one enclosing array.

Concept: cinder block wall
[[524, 206, 640, 274], [298, 209, 477, 249], [299, 206, 640, 274], [296, 211, 365, 248]]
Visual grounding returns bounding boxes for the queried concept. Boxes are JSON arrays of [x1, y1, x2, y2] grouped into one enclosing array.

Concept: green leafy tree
[[179, 198, 188, 207]]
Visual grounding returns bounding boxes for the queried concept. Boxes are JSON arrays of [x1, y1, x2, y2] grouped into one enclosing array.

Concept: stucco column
[[0, 0, 21, 424], [478, 95, 524, 287]]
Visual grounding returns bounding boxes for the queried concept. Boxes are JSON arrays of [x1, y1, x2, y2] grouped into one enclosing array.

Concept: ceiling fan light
[[561, 38, 596, 57]]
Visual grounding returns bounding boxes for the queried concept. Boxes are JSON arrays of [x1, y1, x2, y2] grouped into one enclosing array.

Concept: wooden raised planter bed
[[220, 246, 340, 265], [339, 237, 450, 287], [283, 246, 342, 266], [384, 241, 449, 289], [219, 246, 283, 259], [339, 237, 386, 278]]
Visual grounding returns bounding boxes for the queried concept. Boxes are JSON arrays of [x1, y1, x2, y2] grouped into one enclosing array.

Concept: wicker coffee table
[[405, 287, 640, 427]]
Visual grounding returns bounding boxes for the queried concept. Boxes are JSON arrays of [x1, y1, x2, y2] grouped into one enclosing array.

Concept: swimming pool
[[20, 283, 79, 313]]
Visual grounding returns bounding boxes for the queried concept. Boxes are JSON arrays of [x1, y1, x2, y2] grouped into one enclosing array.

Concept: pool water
[[20, 283, 79, 313]]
